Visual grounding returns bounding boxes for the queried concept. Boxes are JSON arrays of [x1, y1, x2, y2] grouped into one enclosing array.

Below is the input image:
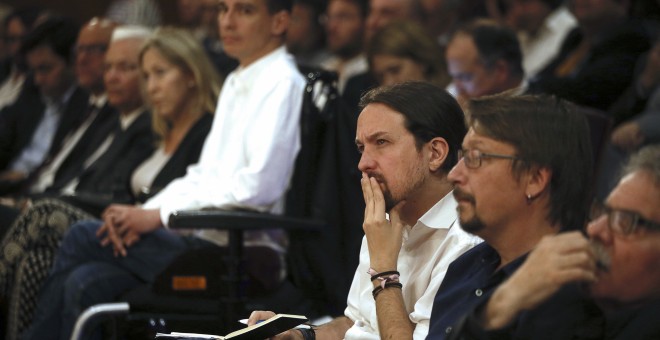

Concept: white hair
[[110, 25, 152, 42]]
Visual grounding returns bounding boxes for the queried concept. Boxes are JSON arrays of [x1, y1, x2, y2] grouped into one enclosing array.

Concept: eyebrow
[[355, 131, 389, 145]]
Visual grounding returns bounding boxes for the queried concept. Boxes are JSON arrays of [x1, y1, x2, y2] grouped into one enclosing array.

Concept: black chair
[[70, 69, 365, 340]]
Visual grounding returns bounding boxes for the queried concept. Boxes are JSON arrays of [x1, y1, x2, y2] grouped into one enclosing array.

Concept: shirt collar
[[119, 107, 144, 130], [416, 191, 458, 230], [89, 93, 108, 108], [230, 46, 288, 88]]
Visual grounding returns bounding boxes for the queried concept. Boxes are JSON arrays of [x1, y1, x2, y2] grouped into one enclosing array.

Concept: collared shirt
[[143, 46, 305, 248], [519, 6, 576, 80], [60, 107, 144, 195], [9, 85, 76, 173], [344, 193, 482, 340], [31, 95, 108, 192], [426, 243, 527, 340], [321, 54, 368, 94]]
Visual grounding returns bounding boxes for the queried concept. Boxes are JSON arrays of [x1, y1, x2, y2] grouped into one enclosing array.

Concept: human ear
[[270, 10, 290, 36], [428, 137, 449, 172], [525, 166, 552, 200]]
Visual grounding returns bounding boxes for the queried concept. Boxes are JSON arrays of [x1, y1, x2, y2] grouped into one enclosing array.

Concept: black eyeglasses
[[590, 202, 660, 235], [458, 149, 521, 169]]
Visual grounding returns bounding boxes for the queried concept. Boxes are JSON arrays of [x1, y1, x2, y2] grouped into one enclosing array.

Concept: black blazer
[[73, 109, 155, 203], [0, 85, 89, 171], [41, 102, 120, 192], [58, 112, 212, 216], [140, 112, 213, 201]]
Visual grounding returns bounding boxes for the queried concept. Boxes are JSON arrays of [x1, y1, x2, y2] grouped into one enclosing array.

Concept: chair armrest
[[168, 209, 326, 232]]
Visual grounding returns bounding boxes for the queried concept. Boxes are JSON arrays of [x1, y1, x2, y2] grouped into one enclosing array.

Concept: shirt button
[[475, 289, 483, 297], [445, 326, 452, 334]]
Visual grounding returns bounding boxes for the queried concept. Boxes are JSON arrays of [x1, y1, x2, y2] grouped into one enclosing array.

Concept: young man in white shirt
[[23, 0, 305, 339]]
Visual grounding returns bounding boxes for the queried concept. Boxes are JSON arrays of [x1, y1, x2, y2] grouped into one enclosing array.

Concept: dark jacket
[[529, 21, 651, 111], [0, 84, 89, 171]]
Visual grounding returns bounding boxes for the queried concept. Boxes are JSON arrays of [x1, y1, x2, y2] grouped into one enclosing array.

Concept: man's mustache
[[590, 240, 611, 272], [453, 188, 476, 204]]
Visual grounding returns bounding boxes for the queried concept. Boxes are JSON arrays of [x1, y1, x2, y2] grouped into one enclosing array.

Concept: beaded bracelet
[[372, 282, 403, 299]]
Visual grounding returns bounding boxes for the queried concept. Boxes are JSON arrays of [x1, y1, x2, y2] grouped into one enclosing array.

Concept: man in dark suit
[[27, 18, 120, 196], [0, 17, 87, 193], [44, 25, 155, 214]]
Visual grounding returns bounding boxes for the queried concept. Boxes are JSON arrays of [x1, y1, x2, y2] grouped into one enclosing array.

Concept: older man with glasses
[[450, 145, 660, 339], [425, 94, 595, 339]]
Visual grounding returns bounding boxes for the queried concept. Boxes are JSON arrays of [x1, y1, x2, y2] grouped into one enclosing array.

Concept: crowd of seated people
[[0, 14, 221, 340], [0, 0, 657, 339]]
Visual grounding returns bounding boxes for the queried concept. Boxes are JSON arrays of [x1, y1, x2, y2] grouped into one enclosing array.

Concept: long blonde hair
[[139, 27, 222, 139]]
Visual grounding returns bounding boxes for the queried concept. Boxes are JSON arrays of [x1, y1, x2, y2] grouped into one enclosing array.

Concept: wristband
[[298, 327, 316, 340]]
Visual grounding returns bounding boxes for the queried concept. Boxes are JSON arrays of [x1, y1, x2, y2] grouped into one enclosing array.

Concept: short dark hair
[[452, 19, 524, 78], [20, 16, 80, 65], [467, 94, 593, 229], [266, 0, 295, 13], [359, 81, 467, 173]]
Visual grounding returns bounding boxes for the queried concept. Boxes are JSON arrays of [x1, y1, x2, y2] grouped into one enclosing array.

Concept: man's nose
[[586, 215, 613, 245]]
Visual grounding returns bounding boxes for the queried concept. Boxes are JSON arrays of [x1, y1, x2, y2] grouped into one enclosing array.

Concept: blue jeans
[[22, 219, 213, 340]]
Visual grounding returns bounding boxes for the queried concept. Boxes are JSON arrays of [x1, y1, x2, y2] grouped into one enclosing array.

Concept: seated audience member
[[596, 38, 660, 200], [0, 26, 221, 339], [364, 0, 424, 41], [249, 82, 482, 340], [25, 18, 119, 197], [501, 0, 576, 80], [320, 0, 369, 94], [445, 19, 525, 108], [425, 94, 593, 339], [342, 0, 425, 113], [0, 7, 43, 109], [528, 0, 651, 111], [0, 17, 117, 231], [452, 145, 660, 339], [0, 17, 88, 193], [287, 0, 330, 69], [366, 21, 450, 87], [22, 0, 305, 338]]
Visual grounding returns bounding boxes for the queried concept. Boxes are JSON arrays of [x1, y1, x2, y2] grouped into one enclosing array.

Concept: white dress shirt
[[143, 46, 305, 247], [344, 192, 482, 340], [519, 6, 576, 80]]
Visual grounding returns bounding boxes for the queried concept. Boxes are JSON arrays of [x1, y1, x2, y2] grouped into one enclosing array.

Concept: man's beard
[[453, 188, 484, 234], [368, 172, 397, 211]]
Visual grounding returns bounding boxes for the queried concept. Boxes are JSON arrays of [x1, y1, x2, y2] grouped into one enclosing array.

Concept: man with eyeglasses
[[425, 94, 595, 339], [446, 145, 660, 339]]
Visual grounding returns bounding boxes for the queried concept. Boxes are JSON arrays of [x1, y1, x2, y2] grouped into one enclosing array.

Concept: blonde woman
[[0, 27, 222, 339]]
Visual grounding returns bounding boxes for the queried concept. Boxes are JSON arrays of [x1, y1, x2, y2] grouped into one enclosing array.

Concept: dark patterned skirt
[[0, 198, 93, 340]]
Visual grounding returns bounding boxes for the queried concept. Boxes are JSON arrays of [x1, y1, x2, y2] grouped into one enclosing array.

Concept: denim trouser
[[21, 219, 211, 340]]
